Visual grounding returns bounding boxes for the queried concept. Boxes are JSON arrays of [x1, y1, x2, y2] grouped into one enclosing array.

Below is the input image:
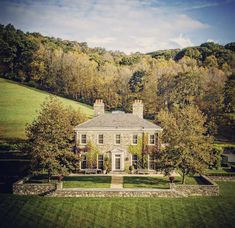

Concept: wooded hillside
[[0, 24, 234, 141]]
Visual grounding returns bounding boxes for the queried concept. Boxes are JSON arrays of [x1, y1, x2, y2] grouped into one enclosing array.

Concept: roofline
[[74, 127, 163, 132]]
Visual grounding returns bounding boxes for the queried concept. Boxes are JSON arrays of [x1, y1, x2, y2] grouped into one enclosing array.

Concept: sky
[[0, 0, 234, 54]]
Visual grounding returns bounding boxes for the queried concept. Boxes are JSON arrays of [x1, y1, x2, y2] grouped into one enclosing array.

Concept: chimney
[[132, 99, 143, 118], [94, 99, 105, 116]]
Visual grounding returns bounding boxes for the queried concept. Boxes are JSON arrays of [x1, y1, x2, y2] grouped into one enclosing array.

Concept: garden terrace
[[63, 176, 112, 188], [123, 176, 207, 189], [3, 182, 232, 227]]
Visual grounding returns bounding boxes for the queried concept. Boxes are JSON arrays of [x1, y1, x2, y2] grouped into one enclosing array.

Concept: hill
[[0, 78, 93, 139], [0, 24, 234, 142]]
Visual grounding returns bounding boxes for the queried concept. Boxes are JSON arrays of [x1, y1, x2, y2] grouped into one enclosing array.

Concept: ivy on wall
[[86, 141, 99, 168], [128, 134, 149, 169]]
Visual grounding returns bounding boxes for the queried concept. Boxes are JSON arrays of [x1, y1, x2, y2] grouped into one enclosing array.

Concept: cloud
[[170, 34, 194, 48], [0, 0, 209, 53]]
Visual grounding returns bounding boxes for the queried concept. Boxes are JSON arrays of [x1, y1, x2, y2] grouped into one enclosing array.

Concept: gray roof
[[74, 113, 162, 130]]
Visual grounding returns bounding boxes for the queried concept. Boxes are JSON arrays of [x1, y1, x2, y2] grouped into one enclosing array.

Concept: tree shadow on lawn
[[25, 174, 58, 183], [174, 176, 207, 185]]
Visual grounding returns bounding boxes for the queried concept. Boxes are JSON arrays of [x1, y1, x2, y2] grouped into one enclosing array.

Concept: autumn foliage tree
[[156, 105, 213, 184], [26, 96, 86, 181]]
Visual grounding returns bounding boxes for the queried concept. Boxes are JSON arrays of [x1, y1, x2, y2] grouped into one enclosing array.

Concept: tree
[[204, 55, 218, 68], [224, 74, 235, 113], [156, 105, 212, 184], [157, 71, 203, 110], [129, 70, 145, 93], [26, 96, 86, 181]]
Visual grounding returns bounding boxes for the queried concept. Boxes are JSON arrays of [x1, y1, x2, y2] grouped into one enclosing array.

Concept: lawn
[[0, 78, 93, 139], [206, 167, 235, 175], [0, 182, 234, 228], [123, 176, 205, 189], [63, 176, 112, 188]]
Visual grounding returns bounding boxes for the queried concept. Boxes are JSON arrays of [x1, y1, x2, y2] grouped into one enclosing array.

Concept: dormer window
[[132, 135, 138, 145], [115, 134, 121, 144], [149, 134, 155, 145], [98, 134, 104, 144], [81, 134, 87, 145]]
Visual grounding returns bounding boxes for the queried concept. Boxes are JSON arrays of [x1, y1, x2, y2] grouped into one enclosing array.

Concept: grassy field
[[63, 176, 111, 188], [0, 78, 93, 139], [0, 182, 234, 228], [123, 176, 204, 189]]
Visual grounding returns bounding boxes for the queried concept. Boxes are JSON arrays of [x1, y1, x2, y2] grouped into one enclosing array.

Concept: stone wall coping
[[23, 183, 56, 186], [200, 175, 218, 186], [14, 175, 32, 185], [59, 188, 173, 192], [13, 175, 56, 187]]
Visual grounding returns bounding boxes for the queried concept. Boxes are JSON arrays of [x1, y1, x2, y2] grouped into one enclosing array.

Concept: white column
[[121, 154, 124, 171], [112, 153, 115, 171]]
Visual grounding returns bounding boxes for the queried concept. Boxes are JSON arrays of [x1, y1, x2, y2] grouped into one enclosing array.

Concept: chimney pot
[[132, 99, 143, 118], [94, 99, 104, 116]]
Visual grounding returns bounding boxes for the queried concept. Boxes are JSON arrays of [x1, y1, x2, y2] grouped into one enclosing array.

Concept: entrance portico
[[111, 148, 125, 171]]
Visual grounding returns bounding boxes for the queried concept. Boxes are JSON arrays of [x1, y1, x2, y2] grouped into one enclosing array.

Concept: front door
[[115, 155, 121, 170]]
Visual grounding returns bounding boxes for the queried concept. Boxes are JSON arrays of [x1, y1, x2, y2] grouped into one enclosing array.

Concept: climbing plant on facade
[[86, 141, 99, 168]]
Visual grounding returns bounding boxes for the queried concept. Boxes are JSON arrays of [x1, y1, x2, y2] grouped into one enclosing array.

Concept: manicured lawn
[[124, 176, 170, 189], [0, 182, 234, 227], [123, 176, 205, 189], [0, 78, 93, 139], [174, 176, 206, 185], [63, 176, 111, 188], [206, 167, 235, 175]]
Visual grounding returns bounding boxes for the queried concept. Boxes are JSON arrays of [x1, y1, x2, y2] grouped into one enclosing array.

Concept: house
[[74, 99, 163, 173]]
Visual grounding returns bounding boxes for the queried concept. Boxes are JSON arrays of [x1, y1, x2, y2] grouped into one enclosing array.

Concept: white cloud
[[170, 34, 194, 48], [87, 36, 116, 46], [0, 0, 209, 53]]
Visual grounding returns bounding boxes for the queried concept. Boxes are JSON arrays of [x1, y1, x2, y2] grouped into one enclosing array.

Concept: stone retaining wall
[[208, 175, 235, 181], [170, 175, 219, 196], [50, 188, 182, 198], [13, 176, 56, 195], [13, 175, 219, 197]]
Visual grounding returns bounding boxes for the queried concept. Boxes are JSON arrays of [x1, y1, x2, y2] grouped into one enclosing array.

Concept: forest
[[0, 24, 234, 141]]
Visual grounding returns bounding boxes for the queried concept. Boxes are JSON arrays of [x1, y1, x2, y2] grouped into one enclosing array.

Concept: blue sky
[[0, 0, 234, 53]]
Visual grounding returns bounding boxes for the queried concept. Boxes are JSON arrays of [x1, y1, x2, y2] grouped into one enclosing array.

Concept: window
[[98, 134, 104, 144], [81, 155, 87, 169], [149, 134, 155, 145], [132, 134, 138, 145], [115, 134, 121, 144], [132, 154, 138, 169], [98, 154, 103, 169], [81, 134, 87, 144]]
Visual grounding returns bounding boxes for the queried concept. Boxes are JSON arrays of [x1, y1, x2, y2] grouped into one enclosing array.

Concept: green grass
[[124, 176, 170, 189], [0, 78, 93, 139], [206, 167, 235, 175], [123, 176, 205, 189], [0, 182, 234, 228], [63, 176, 111, 188]]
